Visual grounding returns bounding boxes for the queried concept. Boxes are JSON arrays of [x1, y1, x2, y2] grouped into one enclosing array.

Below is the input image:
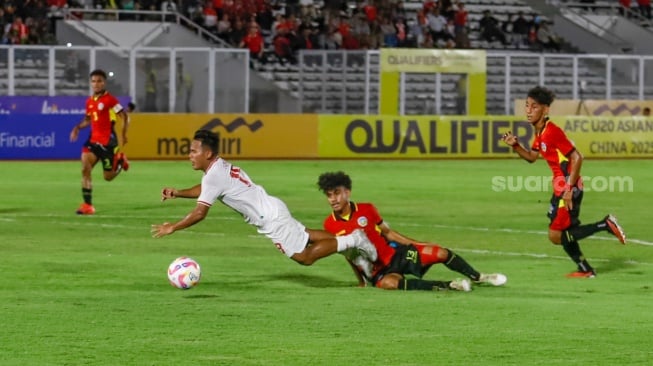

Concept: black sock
[[444, 251, 481, 281], [561, 231, 594, 272], [82, 188, 92, 205], [567, 220, 607, 241], [399, 279, 450, 291]]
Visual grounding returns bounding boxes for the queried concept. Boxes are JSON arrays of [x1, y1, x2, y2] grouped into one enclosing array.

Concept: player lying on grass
[[501, 86, 626, 278], [151, 129, 377, 267], [317, 171, 507, 292]]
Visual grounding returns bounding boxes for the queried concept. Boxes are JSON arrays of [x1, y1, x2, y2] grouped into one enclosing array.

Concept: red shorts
[[547, 189, 583, 231]]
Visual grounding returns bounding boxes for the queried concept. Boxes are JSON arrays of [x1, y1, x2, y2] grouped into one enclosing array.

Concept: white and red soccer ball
[[167, 256, 201, 289]]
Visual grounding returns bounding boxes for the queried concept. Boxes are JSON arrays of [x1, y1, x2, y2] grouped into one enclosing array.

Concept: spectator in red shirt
[[362, 1, 377, 23], [423, 0, 437, 14], [240, 24, 265, 62], [337, 16, 350, 38], [47, 0, 67, 8], [273, 24, 295, 64], [10, 16, 28, 44], [454, 2, 468, 34], [202, 3, 218, 34]]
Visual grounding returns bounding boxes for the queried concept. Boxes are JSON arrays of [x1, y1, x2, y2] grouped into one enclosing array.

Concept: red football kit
[[323, 202, 446, 279], [531, 120, 583, 196], [531, 120, 584, 230], [85, 92, 123, 146]]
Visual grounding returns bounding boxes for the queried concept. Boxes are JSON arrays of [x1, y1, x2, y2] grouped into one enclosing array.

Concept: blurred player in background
[[317, 171, 507, 292], [501, 86, 626, 278], [69, 69, 130, 215], [151, 129, 377, 268]]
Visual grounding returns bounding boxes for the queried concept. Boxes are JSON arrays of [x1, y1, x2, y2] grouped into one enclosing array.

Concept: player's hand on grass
[[151, 223, 174, 238]]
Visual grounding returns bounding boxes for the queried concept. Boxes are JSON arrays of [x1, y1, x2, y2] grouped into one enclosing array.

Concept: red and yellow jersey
[[531, 120, 583, 195], [323, 202, 396, 268], [86, 92, 123, 145]]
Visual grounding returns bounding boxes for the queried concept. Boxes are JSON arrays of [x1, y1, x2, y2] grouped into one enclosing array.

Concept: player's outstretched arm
[[161, 184, 202, 201], [379, 223, 416, 246], [151, 203, 209, 238]]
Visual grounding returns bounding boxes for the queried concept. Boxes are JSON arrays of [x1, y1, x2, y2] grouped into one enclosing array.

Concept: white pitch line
[[451, 248, 653, 266], [40, 219, 653, 266], [3, 213, 653, 246], [0, 212, 241, 221], [396, 222, 653, 246]]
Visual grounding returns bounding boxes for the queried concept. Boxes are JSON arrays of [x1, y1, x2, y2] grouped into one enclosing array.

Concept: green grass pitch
[[0, 159, 651, 365]]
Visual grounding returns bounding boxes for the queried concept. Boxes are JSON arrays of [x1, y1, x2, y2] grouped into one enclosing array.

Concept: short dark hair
[[89, 69, 107, 80], [527, 86, 555, 106], [317, 171, 352, 193], [194, 129, 219, 155], [127, 102, 136, 111]]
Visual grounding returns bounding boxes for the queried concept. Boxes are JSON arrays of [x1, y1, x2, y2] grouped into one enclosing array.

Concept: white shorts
[[256, 198, 309, 257]]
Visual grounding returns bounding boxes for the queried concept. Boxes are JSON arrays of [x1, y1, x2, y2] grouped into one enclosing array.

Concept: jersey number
[[229, 166, 251, 186]]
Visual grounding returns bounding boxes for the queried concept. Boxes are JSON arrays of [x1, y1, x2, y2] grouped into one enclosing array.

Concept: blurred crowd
[[1, 0, 57, 44], [2, 0, 567, 63]]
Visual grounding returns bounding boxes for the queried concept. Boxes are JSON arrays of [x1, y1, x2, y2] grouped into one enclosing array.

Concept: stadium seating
[[0, 57, 88, 97], [6, 2, 651, 113]]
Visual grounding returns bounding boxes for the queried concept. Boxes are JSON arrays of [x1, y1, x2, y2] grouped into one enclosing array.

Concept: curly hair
[[527, 86, 555, 106], [317, 171, 352, 193]]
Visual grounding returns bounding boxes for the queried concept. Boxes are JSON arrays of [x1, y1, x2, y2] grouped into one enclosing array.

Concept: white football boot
[[350, 229, 378, 262]]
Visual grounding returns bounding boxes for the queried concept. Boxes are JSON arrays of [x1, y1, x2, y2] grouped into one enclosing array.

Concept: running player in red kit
[[317, 171, 507, 292], [69, 69, 130, 215], [501, 86, 626, 278]]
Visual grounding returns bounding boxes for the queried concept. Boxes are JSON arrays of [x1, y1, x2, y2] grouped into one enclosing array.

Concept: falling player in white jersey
[[151, 129, 377, 266]]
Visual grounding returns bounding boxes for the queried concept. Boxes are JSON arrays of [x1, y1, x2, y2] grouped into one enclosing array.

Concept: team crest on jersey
[[541, 142, 547, 152], [357, 216, 368, 227], [98, 102, 105, 110]]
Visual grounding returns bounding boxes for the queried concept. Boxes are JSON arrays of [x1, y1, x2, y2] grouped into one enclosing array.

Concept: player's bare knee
[[548, 230, 562, 244], [291, 253, 315, 266], [437, 247, 449, 261]]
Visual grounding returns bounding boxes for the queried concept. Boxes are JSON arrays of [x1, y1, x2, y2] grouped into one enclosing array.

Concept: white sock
[[336, 235, 354, 252]]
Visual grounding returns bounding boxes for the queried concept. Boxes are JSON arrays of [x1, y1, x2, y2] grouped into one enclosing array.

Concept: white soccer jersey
[[197, 158, 308, 256]]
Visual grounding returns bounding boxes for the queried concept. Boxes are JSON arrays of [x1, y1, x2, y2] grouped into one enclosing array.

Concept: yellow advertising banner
[[514, 99, 653, 117], [318, 115, 530, 158], [379, 49, 487, 73], [378, 48, 486, 115], [123, 114, 318, 159], [318, 115, 653, 159], [559, 116, 653, 158]]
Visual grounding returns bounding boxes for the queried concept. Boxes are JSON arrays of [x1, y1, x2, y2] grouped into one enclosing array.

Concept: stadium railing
[[2, 46, 653, 115]]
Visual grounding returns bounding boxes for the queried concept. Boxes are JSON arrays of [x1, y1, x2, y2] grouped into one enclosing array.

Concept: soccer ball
[[167, 256, 201, 289]]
